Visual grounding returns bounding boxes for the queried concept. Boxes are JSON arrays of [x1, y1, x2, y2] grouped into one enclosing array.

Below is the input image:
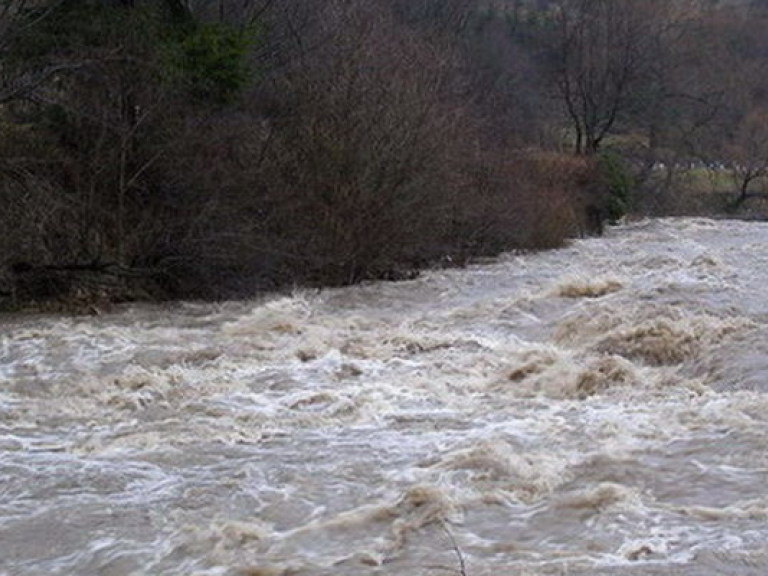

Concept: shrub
[[170, 22, 256, 105], [598, 150, 634, 223]]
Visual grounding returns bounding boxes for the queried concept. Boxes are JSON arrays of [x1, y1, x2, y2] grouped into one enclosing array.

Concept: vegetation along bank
[[2, 0, 768, 310]]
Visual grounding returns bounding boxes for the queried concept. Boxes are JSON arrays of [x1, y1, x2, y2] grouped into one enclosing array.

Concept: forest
[[1, 0, 768, 309]]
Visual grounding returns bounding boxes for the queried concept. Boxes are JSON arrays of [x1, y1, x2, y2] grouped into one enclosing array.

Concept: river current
[[2, 218, 768, 575]]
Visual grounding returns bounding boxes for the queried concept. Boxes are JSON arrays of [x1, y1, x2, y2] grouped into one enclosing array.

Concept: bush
[[229, 0, 469, 286], [0, 0, 616, 310], [598, 150, 635, 223], [171, 22, 255, 105]]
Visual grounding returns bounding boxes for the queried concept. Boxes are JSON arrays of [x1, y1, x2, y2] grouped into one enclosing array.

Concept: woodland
[[1, 0, 768, 308]]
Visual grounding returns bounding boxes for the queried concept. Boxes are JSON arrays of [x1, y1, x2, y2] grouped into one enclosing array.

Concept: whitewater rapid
[[2, 218, 768, 575]]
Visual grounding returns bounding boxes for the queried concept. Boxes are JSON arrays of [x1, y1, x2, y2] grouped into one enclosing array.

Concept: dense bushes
[[0, 0, 622, 309]]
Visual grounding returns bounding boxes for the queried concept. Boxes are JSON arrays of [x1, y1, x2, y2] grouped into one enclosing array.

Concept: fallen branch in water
[[418, 521, 469, 575], [442, 521, 468, 576]]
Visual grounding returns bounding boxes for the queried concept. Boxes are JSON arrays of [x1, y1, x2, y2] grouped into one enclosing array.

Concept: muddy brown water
[[2, 218, 768, 576]]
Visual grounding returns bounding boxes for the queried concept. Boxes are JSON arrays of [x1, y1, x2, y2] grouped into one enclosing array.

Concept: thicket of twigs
[[2, 0, 766, 309]]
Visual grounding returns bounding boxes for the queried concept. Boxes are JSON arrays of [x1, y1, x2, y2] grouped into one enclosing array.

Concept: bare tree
[[725, 108, 768, 203], [0, 1, 73, 104], [552, 0, 666, 154], [245, 0, 474, 284], [674, 5, 768, 206]]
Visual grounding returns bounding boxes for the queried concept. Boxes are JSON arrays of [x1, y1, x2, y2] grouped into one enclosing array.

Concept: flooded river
[[2, 218, 768, 576]]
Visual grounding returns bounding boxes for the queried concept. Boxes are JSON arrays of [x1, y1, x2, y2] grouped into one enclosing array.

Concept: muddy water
[[2, 218, 768, 576]]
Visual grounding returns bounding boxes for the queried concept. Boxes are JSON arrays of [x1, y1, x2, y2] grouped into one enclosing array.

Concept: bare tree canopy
[[3, 0, 768, 308]]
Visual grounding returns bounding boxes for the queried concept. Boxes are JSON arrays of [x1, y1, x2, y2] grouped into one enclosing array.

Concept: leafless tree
[[552, 0, 667, 154]]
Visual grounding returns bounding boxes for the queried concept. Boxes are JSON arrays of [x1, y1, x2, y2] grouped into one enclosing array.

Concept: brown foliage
[[512, 152, 607, 244], [226, 0, 472, 286], [0, 0, 616, 309]]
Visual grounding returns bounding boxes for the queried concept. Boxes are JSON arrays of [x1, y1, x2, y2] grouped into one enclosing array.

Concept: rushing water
[[2, 218, 768, 576]]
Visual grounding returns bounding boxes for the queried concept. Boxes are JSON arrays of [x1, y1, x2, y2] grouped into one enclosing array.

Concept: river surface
[[2, 218, 768, 576]]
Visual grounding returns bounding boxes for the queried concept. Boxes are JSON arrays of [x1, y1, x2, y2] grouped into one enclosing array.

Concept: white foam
[[4, 218, 768, 575]]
